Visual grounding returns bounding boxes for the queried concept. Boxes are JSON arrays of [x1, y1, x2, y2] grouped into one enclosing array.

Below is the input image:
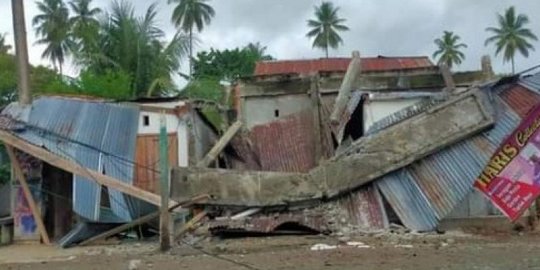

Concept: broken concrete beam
[[171, 167, 321, 206], [330, 51, 361, 125], [321, 89, 494, 197], [171, 89, 494, 206]]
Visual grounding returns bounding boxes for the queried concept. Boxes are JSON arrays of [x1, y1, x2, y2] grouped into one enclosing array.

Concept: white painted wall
[[136, 101, 189, 167], [243, 94, 311, 129], [363, 98, 422, 133]]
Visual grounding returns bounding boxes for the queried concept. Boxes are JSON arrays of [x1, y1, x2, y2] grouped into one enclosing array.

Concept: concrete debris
[[346, 241, 371, 248], [128, 259, 142, 270], [394, 244, 414, 249], [310, 244, 338, 251]]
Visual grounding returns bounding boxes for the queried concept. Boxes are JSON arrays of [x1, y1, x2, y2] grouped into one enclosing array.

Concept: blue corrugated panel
[[376, 96, 521, 231], [520, 72, 540, 93], [6, 97, 140, 223]]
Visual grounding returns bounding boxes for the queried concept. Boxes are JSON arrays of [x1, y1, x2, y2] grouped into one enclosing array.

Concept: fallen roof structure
[[171, 88, 495, 206]]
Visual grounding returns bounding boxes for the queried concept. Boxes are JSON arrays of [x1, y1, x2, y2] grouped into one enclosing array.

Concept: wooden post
[[5, 146, 50, 245], [310, 74, 322, 164], [11, 0, 31, 105], [197, 120, 242, 168], [159, 113, 170, 251]]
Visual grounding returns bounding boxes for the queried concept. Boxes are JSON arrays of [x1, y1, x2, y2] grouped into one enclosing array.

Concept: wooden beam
[[6, 146, 50, 245], [174, 210, 207, 239], [79, 194, 209, 246], [196, 120, 243, 168], [0, 129, 176, 208]]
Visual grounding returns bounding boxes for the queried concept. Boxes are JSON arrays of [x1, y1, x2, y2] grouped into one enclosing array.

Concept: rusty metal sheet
[[250, 110, 315, 173], [336, 184, 388, 230], [134, 134, 178, 194], [254, 57, 434, 77], [499, 85, 540, 117], [209, 213, 328, 235]]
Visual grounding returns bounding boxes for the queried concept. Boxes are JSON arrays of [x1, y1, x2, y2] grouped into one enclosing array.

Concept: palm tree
[[32, 0, 72, 75], [432, 31, 467, 69], [68, 0, 101, 53], [485, 6, 538, 74], [168, 0, 215, 77], [306, 1, 349, 58], [75, 0, 189, 97], [244, 42, 273, 61], [0, 33, 11, 54]]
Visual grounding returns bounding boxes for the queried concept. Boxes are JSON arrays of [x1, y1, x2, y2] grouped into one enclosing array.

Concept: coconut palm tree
[[32, 0, 73, 75], [168, 0, 215, 77], [306, 1, 349, 58], [0, 33, 11, 54], [485, 6, 538, 74], [432, 31, 467, 69], [68, 0, 101, 53], [76, 0, 189, 97]]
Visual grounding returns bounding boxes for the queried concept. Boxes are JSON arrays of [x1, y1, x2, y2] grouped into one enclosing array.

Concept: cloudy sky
[[1, 0, 539, 84]]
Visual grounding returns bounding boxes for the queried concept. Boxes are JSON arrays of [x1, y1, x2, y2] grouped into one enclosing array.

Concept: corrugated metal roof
[[3, 97, 141, 223], [250, 110, 315, 172], [254, 56, 435, 76], [520, 72, 540, 92], [499, 85, 540, 118], [336, 185, 388, 230], [376, 95, 522, 231]]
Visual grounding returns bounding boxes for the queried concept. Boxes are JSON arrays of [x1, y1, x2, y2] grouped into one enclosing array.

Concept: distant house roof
[[254, 56, 435, 76]]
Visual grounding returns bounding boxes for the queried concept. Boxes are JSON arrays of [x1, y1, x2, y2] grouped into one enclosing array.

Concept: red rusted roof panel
[[500, 85, 540, 118], [250, 111, 315, 173], [254, 57, 434, 76]]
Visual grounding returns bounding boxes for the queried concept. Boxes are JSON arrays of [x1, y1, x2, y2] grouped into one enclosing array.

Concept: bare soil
[[2, 231, 540, 270]]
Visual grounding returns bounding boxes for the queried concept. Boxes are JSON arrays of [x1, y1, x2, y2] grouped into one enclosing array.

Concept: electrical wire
[[4, 115, 161, 173]]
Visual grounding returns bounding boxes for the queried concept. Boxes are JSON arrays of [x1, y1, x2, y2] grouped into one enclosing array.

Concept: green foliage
[[183, 77, 223, 103], [0, 34, 12, 54], [306, 1, 349, 58], [75, 0, 189, 97], [0, 54, 17, 106], [79, 70, 132, 99], [192, 45, 274, 82], [433, 31, 467, 69], [485, 6, 538, 73]]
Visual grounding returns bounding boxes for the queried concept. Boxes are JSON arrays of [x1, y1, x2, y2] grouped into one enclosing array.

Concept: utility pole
[[11, 0, 31, 105], [159, 114, 171, 251]]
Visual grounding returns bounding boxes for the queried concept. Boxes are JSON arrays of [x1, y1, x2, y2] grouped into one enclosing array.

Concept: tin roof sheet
[[376, 95, 522, 231], [254, 56, 435, 76], [250, 110, 316, 172], [2, 97, 141, 222]]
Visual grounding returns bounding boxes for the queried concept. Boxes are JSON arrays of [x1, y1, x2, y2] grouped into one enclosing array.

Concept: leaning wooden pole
[[6, 146, 50, 245], [159, 114, 171, 251], [11, 0, 31, 105]]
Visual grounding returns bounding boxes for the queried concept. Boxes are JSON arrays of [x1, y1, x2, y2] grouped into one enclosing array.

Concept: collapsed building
[[0, 53, 538, 245], [173, 55, 540, 234]]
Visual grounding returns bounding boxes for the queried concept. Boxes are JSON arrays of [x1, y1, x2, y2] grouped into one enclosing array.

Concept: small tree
[[306, 1, 349, 58]]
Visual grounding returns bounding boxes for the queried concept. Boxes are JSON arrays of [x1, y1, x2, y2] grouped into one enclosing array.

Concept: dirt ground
[[2, 230, 540, 270]]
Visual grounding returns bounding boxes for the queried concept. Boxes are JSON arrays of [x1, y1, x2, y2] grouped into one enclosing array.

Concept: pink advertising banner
[[475, 104, 540, 221]]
